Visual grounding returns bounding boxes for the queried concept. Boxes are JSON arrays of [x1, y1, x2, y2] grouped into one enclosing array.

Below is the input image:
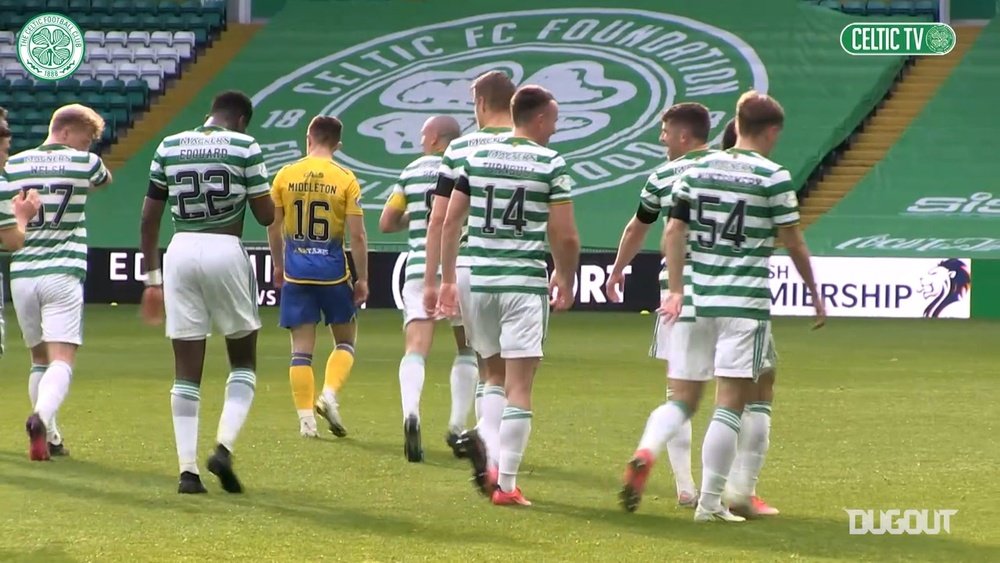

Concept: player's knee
[[46, 342, 77, 365]]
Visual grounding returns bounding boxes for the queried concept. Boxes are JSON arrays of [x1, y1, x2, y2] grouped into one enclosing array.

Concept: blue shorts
[[279, 282, 356, 328]]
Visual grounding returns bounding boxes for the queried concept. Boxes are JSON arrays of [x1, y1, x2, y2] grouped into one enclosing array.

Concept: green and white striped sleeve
[[0, 182, 16, 230], [548, 155, 573, 204], [638, 171, 662, 214], [149, 142, 168, 187], [244, 142, 271, 198], [767, 168, 799, 226], [90, 154, 110, 186]]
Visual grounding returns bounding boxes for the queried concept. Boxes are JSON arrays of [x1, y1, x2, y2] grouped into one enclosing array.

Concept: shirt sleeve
[[671, 173, 693, 206], [385, 181, 407, 212], [149, 142, 168, 188], [0, 183, 16, 230], [244, 142, 271, 198], [90, 154, 111, 186], [637, 171, 662, 215], [548, 155, 573, 205], [767, 168, 799, 226], [345, 177, 363, 216]]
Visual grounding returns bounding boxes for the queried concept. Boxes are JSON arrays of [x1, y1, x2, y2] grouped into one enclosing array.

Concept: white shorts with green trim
[[467, 291, 548, 359], [667, 316, 776, 381]]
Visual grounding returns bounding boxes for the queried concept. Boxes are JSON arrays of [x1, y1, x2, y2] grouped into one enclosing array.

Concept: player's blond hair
[[735, 90, 784, 137], [49, 104, 105, 140]]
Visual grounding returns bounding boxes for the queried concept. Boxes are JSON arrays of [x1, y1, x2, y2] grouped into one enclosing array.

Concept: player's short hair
[[471, 71, 516, 113], [210, 90, 254, 124], [511, 85, 555, 127], [722, 118, 737, 150], [0, 106, 7, 120], [308, 115, 343, 147], [736, 90, 784, 137], [661, 103, 711, 142], [0, 106, 9, 139], [49, 104, 105, 140]]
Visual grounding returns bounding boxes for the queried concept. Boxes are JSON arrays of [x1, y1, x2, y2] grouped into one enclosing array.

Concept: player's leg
[[396, 279, 433, 461], [649, 314, 697, 506], [23, 276, 83, 461], [203, 237, 264, 494], [726, 336, 778, 517], [280, 282, 321, 437], [317, 282, 359, 438], [694, 317, 767, 523], [11, 277, 49, 461], [490, 292, 548, 506], [452, 266, 485, 451], [447, 323, 478, 450], [621, 317, 712, 512], [163, 238, 212, 494], [457, 292, 503, 495]]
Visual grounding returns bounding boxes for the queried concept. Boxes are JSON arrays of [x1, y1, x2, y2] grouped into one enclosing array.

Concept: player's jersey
[[439, 127, 512, 268], [672, 148, 799, 320], [270, 156, 363, 285], [458, 137, 573, 294], [4, 144, 109, 280], [639, 148, 716, 322], [148, 125, 270, 233], [385, 154, 440, 283]]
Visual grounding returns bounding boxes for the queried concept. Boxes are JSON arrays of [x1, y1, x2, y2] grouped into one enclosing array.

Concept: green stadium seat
[[119, 14, 140, 28], [157, 0, 179, 15], [124, 79, 148, 108], [11, 92, 35, 108], [842, 1, 866, 14], [81, 91, 106, 109], [79, 78, 103, 93], [0, 92, 12, 108], [68, 0, 91, 11], [179, 0, 201, 14], [56, 91, 78, 106], [867, 0, 890, 14], [8, 123, 28, 137], [110, 106, 129, 126], [45, 0, 69, 11], [111, 0, 133, 12], [163, 14, 185, 29], [11, 78, 34, 93], [134, 0, 157, 13], [0, 0, 18, 12], [23, 110, 47, 125], [35, 92, 58, 108], [103, 78, 126, 93], [75, 13, 96, 29], [914, 0, 936, 15], [34, 80, 57, 94], [29, 124, 49, 137], [0, 77, 10, 89], [890, 0, 916, 14], [98, 14, 117, 28], [56, 77, 81, 93]]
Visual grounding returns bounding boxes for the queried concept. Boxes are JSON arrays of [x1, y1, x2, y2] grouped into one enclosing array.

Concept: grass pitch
[[0, 306, 997, 562]]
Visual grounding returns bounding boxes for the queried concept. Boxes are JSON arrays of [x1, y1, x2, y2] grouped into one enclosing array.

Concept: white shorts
[[401, 278, 462, 328], [164, 232, 261, 340], [667, 317, 776, 381], [10, 273, 85, 348], [467, 291, 548, 359]]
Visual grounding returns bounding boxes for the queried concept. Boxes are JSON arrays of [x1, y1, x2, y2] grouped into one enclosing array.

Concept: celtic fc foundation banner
[[96, 0, 902, 251]]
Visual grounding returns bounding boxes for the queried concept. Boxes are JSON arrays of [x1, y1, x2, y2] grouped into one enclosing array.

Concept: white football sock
[[699, 407, 742, 512], [728, 402, 771, 497], [216, 369, 256, 452], [666, 419, 697, 496], [398, 353, 425, 421], [477, 385, 506, 467], [636, 400, 690, 457], [447, 352, 478, 433], [171, 380, 200, 475], [497, 406, 532, 493], [34, 361, 72, 427]]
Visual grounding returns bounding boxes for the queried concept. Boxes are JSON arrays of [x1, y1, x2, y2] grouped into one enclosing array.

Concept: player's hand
[[605, 269, 625, 303], [550, 274, 573, 312], [353, 280, 369, 307], [12, 189, 41, 222], [423, 282, 439, 316], [812, 298, 827, 330], [437, 282, 459, 318], [140, 286, 165, 326], [656, 292, 683, 324], [272, 266, 284, 289]]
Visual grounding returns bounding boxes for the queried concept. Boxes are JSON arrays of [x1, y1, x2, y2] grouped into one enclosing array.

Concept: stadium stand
[[805, 18, 1000, 257], [0, 0, 226, 154]]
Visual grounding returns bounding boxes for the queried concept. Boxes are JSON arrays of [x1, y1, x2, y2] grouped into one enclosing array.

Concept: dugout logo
[[251, 8, 768, 208]]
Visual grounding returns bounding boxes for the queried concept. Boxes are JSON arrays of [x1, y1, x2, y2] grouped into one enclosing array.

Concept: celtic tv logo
[[840, 22, 956, 56], [252, 8, 767, 208], [16, 13, 85, 81]]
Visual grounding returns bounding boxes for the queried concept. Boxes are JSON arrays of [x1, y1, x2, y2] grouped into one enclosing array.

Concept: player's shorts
[[668, 316, 776, 381], [164, 232, 261, 340], [467, 291, 548, 359], [280, 281, 355, 328], [10, 273, 84, 348], [401, 278, 462, 328]]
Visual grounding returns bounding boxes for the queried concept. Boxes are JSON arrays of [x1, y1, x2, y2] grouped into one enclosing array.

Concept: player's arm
[[345, 179, 369, 302], [424, 152, 458, 287], [266, 168, 287, 281], [0, 189, 41, 251], [245, 142, 275, 227], [770, 171, 824, 327], [89, 155, 113, 191], [547, 162, 580, 310], [440, 175, 470, 286], [140, 147, 169, 281], [664, 178, 692, 298], [607, 175, 660, 299], [379, 184, 409, 233]]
